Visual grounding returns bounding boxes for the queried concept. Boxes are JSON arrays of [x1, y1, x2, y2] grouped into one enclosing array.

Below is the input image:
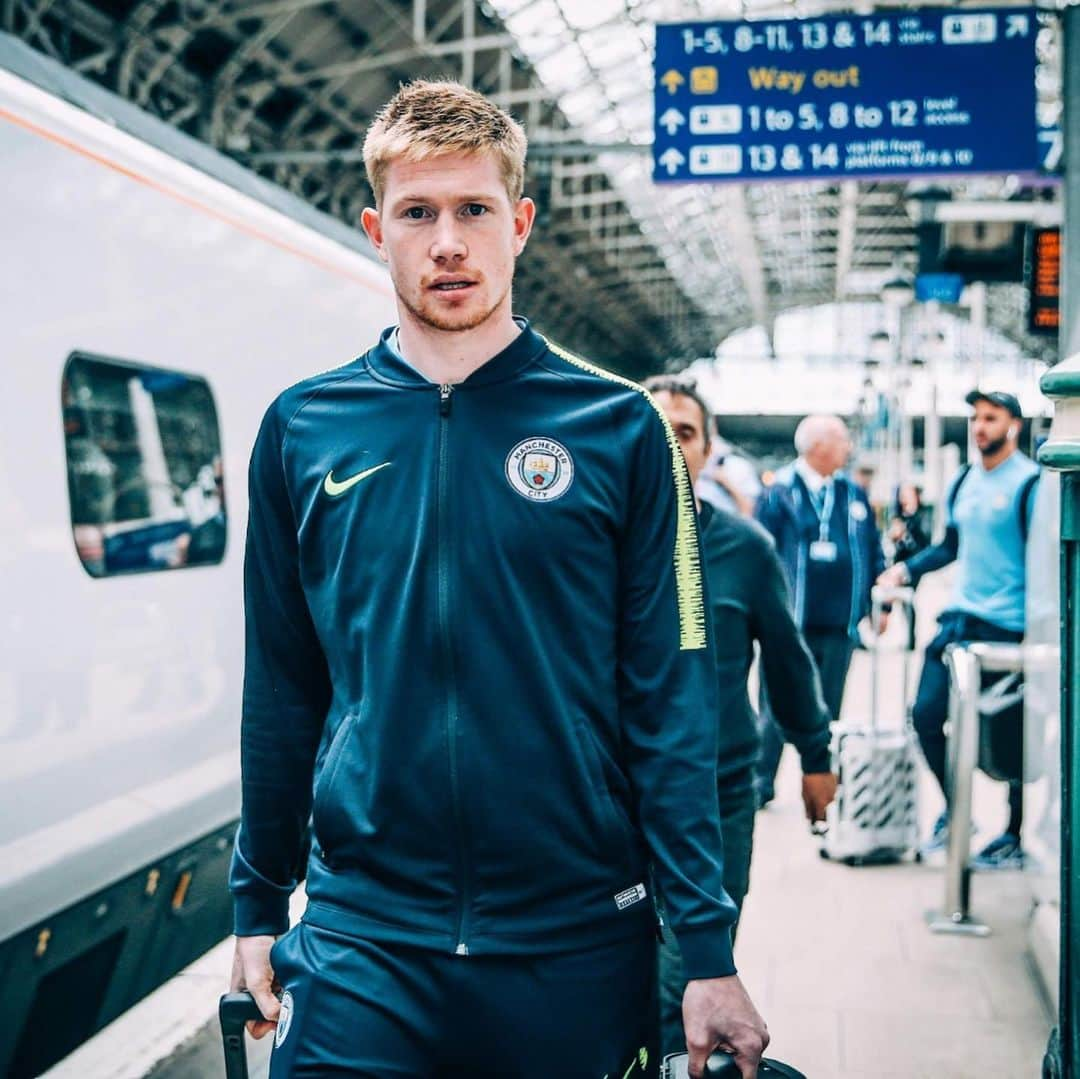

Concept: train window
[[61, 353, 227, 577]]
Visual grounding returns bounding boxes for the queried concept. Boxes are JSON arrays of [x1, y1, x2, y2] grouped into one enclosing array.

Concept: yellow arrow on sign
[[660, 69, 685, 94]]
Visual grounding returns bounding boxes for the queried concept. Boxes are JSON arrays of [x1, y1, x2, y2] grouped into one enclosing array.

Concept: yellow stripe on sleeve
[[546, 342, 708, 651]]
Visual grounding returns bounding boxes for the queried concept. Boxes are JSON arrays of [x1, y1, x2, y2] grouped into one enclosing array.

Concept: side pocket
[[311, 711, 357, 859], [573, 719, 636, 867]]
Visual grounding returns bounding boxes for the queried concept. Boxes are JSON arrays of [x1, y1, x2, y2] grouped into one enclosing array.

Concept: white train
[[0, 32, 396, 1076]]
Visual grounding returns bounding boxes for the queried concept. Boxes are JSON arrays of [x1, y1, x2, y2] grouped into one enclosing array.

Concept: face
[[655, 391, 709, 486], [361, 152, 535, 334], [971, 401, 1017, 457], [899, 484, 920, 514], [809, 423, 852, 475]]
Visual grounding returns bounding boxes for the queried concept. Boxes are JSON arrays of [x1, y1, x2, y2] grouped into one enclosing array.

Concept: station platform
[[45, 577, 1055, 1079]]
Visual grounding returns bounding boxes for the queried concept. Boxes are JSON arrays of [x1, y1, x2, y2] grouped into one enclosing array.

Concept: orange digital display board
[[1029, 226, 1060, 336]]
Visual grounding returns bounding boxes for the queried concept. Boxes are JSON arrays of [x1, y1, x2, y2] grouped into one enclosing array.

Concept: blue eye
[[463, 204, 488, 217], [403, 206, 429, 219]]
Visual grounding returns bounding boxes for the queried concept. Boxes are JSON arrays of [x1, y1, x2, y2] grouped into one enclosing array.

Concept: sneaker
[[919, 811, 980, 858], [971, 832, 1026, 871], [919, 810, 950, 856]]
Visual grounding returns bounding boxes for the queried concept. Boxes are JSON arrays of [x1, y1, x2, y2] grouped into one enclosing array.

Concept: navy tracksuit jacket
[[230, 321, 738, 980]]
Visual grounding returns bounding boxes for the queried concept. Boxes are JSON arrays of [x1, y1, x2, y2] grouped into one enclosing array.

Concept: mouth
[[429, 277, 477, 293]]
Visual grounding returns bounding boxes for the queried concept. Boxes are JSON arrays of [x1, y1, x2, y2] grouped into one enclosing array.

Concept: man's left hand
[[801, 772, 838, 823], [683, 974, 769, 1078]]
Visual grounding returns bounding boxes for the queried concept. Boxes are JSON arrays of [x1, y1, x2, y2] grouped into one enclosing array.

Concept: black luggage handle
[[219, 991, 266, 1079], [662, 1051, 807, 1078]]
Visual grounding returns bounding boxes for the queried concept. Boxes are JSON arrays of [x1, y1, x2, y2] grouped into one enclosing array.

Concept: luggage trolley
[[818, 585, 921, 866]]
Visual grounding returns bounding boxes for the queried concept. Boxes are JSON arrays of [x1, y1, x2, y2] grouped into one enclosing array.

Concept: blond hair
[[362, 80, 527, 206]]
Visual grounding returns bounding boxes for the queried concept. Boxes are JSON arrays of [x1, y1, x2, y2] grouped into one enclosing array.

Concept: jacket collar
[[365, 317, 547, 388]]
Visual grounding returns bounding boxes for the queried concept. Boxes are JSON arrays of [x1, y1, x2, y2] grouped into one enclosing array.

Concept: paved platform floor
[[736, 726, 1053, 1078], [48, 579, 1055, 1079]]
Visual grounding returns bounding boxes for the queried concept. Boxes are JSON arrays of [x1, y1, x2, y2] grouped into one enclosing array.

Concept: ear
[[512, 196, 537, 255], [1008, 424, 1019, 441], [361, 207, 389, 262]]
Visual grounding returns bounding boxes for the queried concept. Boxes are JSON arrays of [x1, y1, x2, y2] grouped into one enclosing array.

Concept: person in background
[[888, 483, 932, 566], [879, 390, 1039, 869], [648, 376, 836, 1058], [753, 415, 887, 807], [696, 433, 762, 517], [851, 456, 877, 501], [885, 482, 932, 649]]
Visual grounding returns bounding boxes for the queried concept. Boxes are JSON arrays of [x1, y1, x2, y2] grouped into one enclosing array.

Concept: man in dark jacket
[[229, 81, 768, 1079], [753, 415, 886, 806], [649, 377, 836, 1057]]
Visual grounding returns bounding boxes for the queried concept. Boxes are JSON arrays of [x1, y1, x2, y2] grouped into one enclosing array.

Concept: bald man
[[753, 415, 886, 806]]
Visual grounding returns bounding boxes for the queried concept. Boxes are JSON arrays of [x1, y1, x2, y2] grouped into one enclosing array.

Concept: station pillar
[[1040, 360, 1080, 1079]]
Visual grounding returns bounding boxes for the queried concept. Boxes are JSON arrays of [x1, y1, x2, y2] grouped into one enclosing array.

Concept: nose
[[429, 216, 467, 263]]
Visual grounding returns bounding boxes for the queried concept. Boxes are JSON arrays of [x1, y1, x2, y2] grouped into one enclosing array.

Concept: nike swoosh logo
[[323, 461, 391, 497]]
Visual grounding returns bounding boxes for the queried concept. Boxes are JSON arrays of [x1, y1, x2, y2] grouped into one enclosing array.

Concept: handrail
[[926, 642, 1053, 936]]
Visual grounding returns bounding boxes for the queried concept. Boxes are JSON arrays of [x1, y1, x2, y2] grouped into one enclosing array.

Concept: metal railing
[[926, 641, 1057, 936]]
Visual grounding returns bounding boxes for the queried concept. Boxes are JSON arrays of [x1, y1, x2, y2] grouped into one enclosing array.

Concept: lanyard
[[811, 480, 834, 542]]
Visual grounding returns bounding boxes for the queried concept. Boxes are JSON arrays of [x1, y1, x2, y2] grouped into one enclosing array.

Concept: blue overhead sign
[[653, 8, 1039, 184], [915, 273, 965, 304]]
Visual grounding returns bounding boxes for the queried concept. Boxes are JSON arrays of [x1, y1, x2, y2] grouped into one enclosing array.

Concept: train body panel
[[0, 32, 396, 1072]]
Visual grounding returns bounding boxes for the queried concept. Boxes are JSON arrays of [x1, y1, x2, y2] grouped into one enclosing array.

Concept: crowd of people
[[227, 78, 1041, 1079]]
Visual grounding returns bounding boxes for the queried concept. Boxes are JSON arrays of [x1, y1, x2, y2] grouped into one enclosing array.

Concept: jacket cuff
[[798, 741, 833, 775], [676, 925, 737, 980], [233, 890, 291, 937], [230, 841, 293, 936]]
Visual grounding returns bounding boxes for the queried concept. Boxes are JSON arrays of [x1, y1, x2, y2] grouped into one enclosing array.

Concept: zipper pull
[[439, 383, 453, 416]]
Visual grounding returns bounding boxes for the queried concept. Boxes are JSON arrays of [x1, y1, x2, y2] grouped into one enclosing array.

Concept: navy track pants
[[267, 921, 658, 1078]]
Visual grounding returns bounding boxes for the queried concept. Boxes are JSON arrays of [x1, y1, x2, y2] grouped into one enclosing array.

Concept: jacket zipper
[[438, 382, 471, 956]]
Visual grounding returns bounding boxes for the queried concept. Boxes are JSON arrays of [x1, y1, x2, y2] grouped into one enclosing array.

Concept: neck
[[396, 302, 520, 385], [981, 443, 1016, 471]]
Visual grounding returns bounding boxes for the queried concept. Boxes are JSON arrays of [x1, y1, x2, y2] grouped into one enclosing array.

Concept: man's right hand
[[801, 772, 838, 823], [683, 974, 769, 1078], [230, 935, 280, 1038]]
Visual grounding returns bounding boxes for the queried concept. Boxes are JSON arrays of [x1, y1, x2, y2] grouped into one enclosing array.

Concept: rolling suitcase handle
[[219, 991, 267, 1079], [869, 585, 916, 733]]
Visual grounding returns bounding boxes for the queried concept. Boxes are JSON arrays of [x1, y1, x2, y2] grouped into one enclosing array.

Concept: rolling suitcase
[[819, 586, 920, 866], [662, 1051, 807, 1078]]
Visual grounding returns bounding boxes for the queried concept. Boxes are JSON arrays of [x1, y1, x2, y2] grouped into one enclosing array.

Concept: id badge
[[809, 540, 838, 563]]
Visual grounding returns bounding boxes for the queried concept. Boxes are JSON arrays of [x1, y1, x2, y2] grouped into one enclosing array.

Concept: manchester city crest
[[505, 437, 575, 501], [275, 989, 294, 1048]]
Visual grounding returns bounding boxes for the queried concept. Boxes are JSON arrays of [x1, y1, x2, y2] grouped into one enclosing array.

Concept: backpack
[[946, 463, 1040, 541]]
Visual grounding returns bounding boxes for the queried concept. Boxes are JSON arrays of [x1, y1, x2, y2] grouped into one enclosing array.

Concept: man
[[647, 376, 837, 1057], [753, 415, 886, 806], [228, 81, 767, 1079], [851, 455, 877, 501], [879, 390, 1039, 868]]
